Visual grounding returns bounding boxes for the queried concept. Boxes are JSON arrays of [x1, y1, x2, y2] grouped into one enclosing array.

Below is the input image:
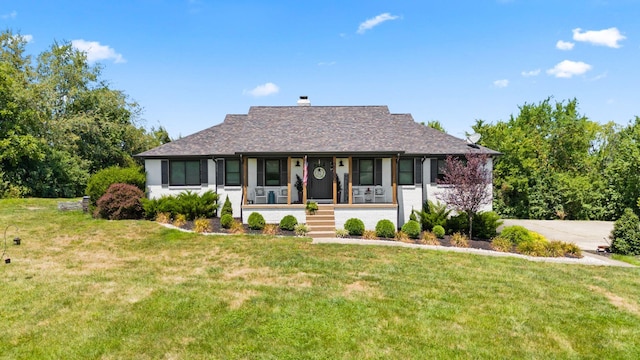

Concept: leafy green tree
[[0, 29, 165, 198], [473, 97, 634, 220]]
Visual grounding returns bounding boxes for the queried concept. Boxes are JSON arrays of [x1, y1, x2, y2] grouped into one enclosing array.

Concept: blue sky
[[3, 0, 639, 139]]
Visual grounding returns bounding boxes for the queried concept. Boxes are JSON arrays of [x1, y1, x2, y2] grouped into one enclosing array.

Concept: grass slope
[[1, 198, 639, 359]]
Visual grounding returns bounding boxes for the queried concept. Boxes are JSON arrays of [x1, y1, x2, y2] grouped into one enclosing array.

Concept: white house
[[136, 97, 498, 235]]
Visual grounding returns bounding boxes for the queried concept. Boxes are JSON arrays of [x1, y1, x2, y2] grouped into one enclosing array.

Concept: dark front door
[[307, 157, 332, 200]]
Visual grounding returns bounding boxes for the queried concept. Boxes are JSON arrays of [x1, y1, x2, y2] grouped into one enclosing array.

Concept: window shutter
[[375, 158, 382, 186], [216, 159, 224, 185], [430, 159, 437, 183], [257, 159, 264, 186], [415, 158, 422, 184], [352, 159, 360, 186], [161, 160, 169, 186], [200, 159, 208, 184], [280, 159, 287, 186]]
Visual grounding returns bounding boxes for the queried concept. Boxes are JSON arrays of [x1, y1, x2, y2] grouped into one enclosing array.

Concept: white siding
[[424, 157, 493, 213], [397, 185, 423, 227], [335, 207, 397, 230], [242, 208, 306, 225], [145, 159, 217, 199]]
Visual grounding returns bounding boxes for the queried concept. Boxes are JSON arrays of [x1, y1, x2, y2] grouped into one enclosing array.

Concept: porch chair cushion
[[375, 187, 384, 195], [255, 188, 264, 196], [353, 189, 359, 195], [281, 188, 287, 196]]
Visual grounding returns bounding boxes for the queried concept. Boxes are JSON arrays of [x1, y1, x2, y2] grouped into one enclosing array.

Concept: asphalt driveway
[[501, 219, 613, 251]]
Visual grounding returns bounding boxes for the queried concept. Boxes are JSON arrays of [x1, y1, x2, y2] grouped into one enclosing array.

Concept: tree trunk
[[468, 213, 473, 240]]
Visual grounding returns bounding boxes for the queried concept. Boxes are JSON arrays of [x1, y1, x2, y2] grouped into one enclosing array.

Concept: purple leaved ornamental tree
[[437, 153, 493, 239]]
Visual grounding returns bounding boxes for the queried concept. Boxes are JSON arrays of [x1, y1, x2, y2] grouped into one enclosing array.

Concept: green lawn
[[1, 198, 639, 359]]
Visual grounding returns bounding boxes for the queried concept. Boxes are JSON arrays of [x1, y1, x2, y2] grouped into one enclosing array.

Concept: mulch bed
[[345, 234, 496, 251], [178, 217, 296, 237], [173, 220, 586, 258]]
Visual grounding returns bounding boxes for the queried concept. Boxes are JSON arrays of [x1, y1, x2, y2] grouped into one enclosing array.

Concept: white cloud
[[572, 27, 626, 48], [556, 40, 574, 50], [71, 39, 125, 63], [547, 60, 592, 78], [493, 79, 509, 88], [521, 69, 540, 77], [357, 13, 399, 34], [1, 10, 17, 19], [10, 34, 33, 43], [244, 82, 279, 97]]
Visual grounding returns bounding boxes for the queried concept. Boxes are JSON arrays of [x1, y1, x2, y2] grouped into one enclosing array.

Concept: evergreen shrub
[[248, 212, 266, 230], [375, 219, 396, 238], [344, 218, 365, 236], [401, 220, 421, 239], [279, 215, 298, 231]]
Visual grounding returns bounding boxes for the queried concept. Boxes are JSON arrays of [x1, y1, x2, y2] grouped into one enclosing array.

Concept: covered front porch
[[241, 155, 399, 206]]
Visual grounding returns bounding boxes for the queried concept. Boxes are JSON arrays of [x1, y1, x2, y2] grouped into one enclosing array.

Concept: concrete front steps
[[307, 204, 336, 239]]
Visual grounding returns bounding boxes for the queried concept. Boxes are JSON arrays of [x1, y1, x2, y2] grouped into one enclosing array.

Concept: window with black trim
[[170, 160, 200, 186], [225, 159, 241, 186], [265, 159, 280, 186], [359, 159, 374, 185], [398, 159, 414, 185], [437, 159, 446, 182]]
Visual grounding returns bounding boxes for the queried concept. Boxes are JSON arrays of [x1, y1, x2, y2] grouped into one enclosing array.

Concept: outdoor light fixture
[[338, 160, 344, 167], [295, 160, 300, 167]]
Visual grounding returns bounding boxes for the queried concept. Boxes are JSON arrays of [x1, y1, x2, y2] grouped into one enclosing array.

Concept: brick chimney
[[297, 96, 310, 106]]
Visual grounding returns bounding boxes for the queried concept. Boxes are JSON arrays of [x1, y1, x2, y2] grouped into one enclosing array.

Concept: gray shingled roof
[[136, 106, 499, 157]]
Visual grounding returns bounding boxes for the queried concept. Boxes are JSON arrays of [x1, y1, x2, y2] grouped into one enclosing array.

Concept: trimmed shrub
[[500, 225, 533, 246], [432, 225, 445, 239], [294, 223, 309, 236], [375, 219, 396, 238], [421, 231, 440, 246], [279, 215, 298, 231], [472, 211, 503, 239], [491, 236, 512, 252], [194, 218, 212, 233], [450, 232, 469, 248], [248, 212, 266, 230], [344, 218, 365, 236], [362, 230, 378, 240], [86, 166, 145, 206], [610, 208, 640, 255], [262, 224, 278, 235], [172, 214, 187, 227], [96, 183, 145, 220], [401, 220, 421, 239], [221, 195, 232, 217], [229, 220, 245, 234], [335, 228, 349, 238], [220, 214, 234, 229]]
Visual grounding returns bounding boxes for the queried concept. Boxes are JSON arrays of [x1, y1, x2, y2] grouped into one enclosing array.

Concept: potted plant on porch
[[295, 174, 304, 203], [306, 201, 318, 215]]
